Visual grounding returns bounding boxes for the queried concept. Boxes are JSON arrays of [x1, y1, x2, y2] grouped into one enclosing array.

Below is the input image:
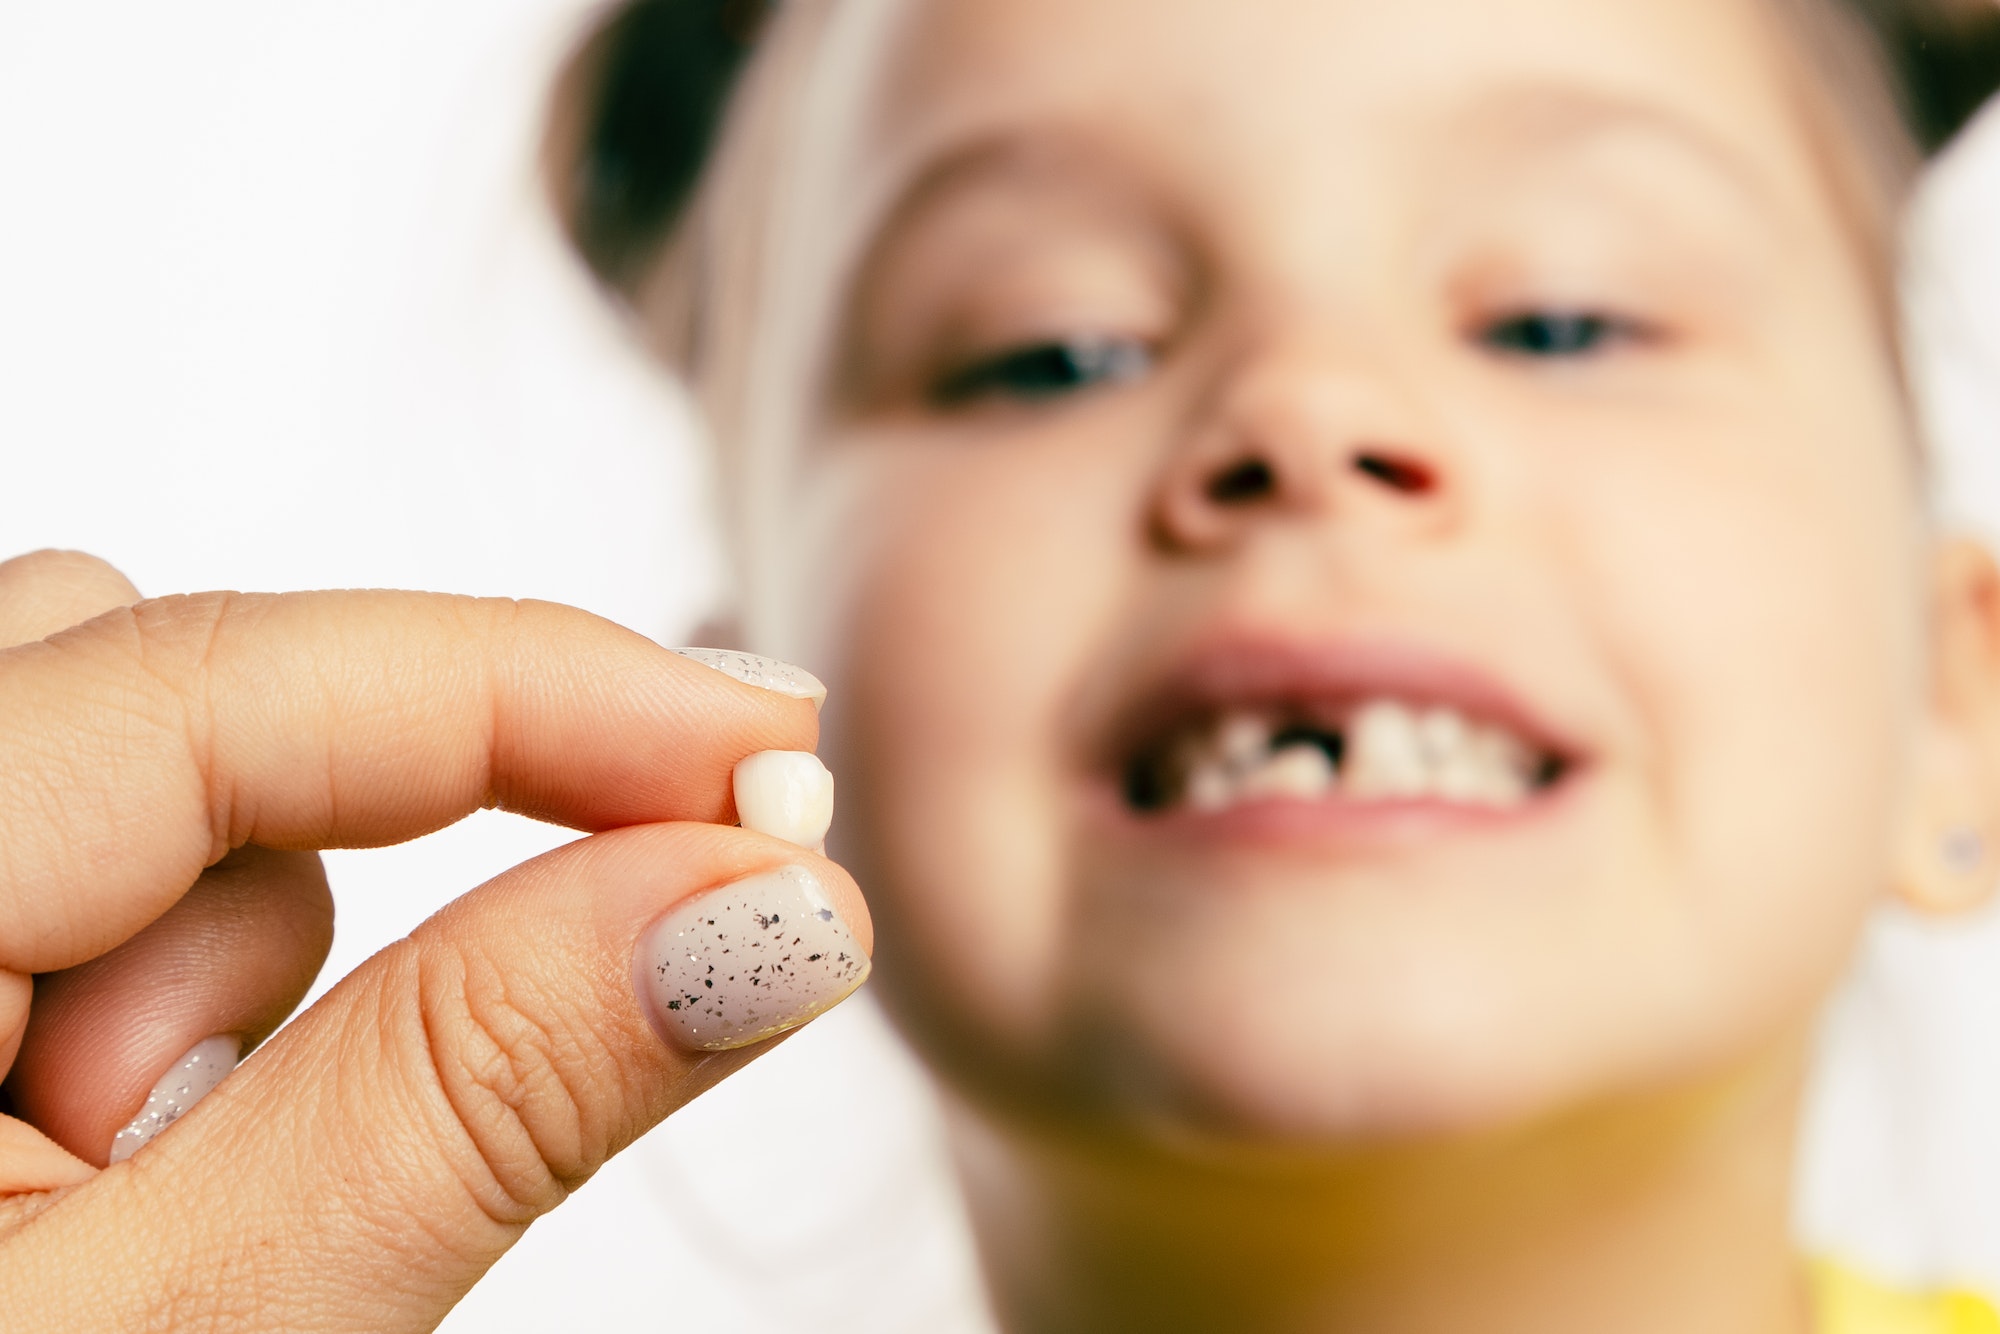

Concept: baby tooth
[[1470, 727, 1533, 806], [1434, 753, 1488, 803], [1186, 761, 1236, 812], [1242, 744, 1335, 800], [1345, 701, 1428, 799], [734, 750, 835, 848], [1216, 713, 1273, 771], [1486, 770, 1530, 807], [1416, 707, 1469, 762], [1480, 727, 1538, 777]]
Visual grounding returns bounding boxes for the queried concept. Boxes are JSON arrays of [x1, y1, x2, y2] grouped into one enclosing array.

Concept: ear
[[1895, 539, 2000, 914]]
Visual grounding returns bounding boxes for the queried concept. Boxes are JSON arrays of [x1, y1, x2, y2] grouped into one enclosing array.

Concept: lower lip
[[1088, 780, 1575, 851]]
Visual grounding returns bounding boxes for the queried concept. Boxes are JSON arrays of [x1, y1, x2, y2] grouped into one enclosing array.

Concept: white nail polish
[[107, 1034, 240, 1164], [640, 865, 870, 1051], [733, 749, 835, 848], [672, 648, 827, 709]]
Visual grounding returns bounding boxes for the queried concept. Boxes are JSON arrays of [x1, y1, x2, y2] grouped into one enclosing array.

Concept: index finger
[[0, 590, 819, 972]]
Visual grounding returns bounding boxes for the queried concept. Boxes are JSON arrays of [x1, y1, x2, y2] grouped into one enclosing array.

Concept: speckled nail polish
[[640, 866, 869, 1052], [672, 648, 827, 709], [108, 1034, 240, 1163]]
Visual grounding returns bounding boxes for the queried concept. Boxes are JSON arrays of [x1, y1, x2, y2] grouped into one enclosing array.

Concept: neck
[[950, 1046, 1815, 1334]]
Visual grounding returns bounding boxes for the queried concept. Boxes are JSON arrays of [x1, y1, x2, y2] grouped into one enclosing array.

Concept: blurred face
[[799, 0, 1924, 1140]]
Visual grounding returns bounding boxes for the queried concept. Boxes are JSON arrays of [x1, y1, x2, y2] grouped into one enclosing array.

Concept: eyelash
[[931, 336, 1153, 407], [1476, 311, 1646, 359], [923, 310, 1643, 408]]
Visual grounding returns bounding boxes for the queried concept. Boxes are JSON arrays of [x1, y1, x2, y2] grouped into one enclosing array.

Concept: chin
[[1055, 1000, 1583, 1152], [1044, 890, 1789, 1153]]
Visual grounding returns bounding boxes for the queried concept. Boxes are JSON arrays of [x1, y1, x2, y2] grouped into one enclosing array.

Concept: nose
[[1150, 334, 1455, 554]]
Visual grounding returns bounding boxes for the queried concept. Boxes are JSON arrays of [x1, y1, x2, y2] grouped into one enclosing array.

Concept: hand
[[0, 550, 869, 1332]]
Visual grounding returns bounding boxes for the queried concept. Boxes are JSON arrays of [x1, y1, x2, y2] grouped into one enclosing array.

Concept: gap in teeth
[[1140, 699, 1551, 814]]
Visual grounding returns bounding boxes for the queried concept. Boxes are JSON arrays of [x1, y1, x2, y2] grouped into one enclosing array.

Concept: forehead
[[855, 0, 1829, 230]]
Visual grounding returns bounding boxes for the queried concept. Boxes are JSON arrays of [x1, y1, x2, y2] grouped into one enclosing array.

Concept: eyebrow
[[849, 79, 1788, 325], [1447, 82, 1782, 216], [860, 126, 1167, 257]]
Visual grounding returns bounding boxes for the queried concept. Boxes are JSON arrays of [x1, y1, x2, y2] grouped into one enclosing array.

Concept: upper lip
[[1091, 632, 1584, 788]]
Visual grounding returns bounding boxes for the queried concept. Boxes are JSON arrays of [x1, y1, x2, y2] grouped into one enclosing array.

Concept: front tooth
[[1415, 707, 1469, 762], [1344, 701, 1428, 799], [1241, 744, 1336, 800]]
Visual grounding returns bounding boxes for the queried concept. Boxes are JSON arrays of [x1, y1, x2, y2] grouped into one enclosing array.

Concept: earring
[[1942, 826, 1987, 876]]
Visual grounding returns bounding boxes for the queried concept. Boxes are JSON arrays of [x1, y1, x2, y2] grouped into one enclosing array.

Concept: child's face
[[800, 0, 1930, 1138]]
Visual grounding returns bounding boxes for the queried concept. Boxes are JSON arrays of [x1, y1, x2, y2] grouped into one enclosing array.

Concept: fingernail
[[639, 865, 870, 1051], [107, 1034, 241, 1164], [734, 749, 835, 849], [672, 648, 827, 710]]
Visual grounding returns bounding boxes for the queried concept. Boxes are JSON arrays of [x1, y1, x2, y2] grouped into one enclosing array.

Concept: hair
[[542, 0, 2000, 640], [547, 0, 2000, 302]]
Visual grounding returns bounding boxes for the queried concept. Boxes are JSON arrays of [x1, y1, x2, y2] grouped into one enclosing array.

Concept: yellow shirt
[[1814, 1261, 2000, 1334]]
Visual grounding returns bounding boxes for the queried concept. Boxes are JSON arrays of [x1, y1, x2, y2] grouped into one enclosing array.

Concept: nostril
[[1205, 457, 1277, 505], [1352, 450, 1435, 495]]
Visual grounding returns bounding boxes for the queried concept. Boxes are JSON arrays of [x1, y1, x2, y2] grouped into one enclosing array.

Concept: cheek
[[808, 429, 1139, 1057], [1553, 380, 1924, 1030]]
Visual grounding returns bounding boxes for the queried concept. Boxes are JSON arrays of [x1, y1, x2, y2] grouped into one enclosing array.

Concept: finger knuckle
[[0, 552, 129, 596], [410, 935, 603, 1226], [0, 549, 142, 644]]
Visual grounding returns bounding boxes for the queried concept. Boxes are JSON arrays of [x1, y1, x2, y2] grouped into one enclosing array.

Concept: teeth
[[1345, 701, 1429, 799], [1434, 751, 1490, 804], [1153, 699, 1548, 815], [1215, 714, 1273, 770], [1240, 744, 1336, 800], [1186, 762, 1236, 812], [1415, 706, 1467, 761], [1469, 728, 1536, 808]]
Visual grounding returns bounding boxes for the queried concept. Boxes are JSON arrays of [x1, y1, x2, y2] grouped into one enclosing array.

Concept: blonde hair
[[639, 0, 907, 652]]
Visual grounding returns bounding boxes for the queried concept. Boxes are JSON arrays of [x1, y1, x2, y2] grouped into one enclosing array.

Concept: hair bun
[[545, 0, 776, 295], [1843, 0, 2000, 151]]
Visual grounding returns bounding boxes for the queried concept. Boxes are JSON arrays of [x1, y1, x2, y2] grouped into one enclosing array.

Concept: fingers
[[3, 846, 334, 1167], [0, 548, 149, 1187], [0, 550, 141, 647], [0, 822, 873, 1333], [0, 590, 820, 974], [0, 1118, 93, 1196]]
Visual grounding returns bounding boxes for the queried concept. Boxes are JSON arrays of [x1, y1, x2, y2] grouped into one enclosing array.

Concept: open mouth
[[1122, 697, 1567, 817]]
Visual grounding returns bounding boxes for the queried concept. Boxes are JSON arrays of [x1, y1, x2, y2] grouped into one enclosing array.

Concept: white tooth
[[734, 750, 835, 848], [1470, 726, 1534, 807], [1241, 744, 1335, 801], [1421, 708, 1493, 804], [1186, 759, 1237, 812], [1435, 752, 1488, 803], [1344, 701, 1428, 799], [1416, 707, 1469, 763], [1489, 770, 1531, 808], [1215, 713, 1273, 772]]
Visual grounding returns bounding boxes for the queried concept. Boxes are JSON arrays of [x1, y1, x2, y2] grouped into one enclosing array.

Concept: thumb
[[0, 822, 871, 1334]]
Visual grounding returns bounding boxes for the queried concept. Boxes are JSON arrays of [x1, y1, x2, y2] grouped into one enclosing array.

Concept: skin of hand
[[0, 548, 871, 1333], [671, 0, 2000, 1328]]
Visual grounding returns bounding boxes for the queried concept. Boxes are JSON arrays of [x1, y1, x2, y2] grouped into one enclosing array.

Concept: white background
[[1, 4, 984, 1330], [0, 0, 1996, 1325]]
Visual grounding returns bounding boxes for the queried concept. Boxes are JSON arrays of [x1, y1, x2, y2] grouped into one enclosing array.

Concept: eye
[[1478, 312, 1636, 358], [931, 336, 1152, 407]]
